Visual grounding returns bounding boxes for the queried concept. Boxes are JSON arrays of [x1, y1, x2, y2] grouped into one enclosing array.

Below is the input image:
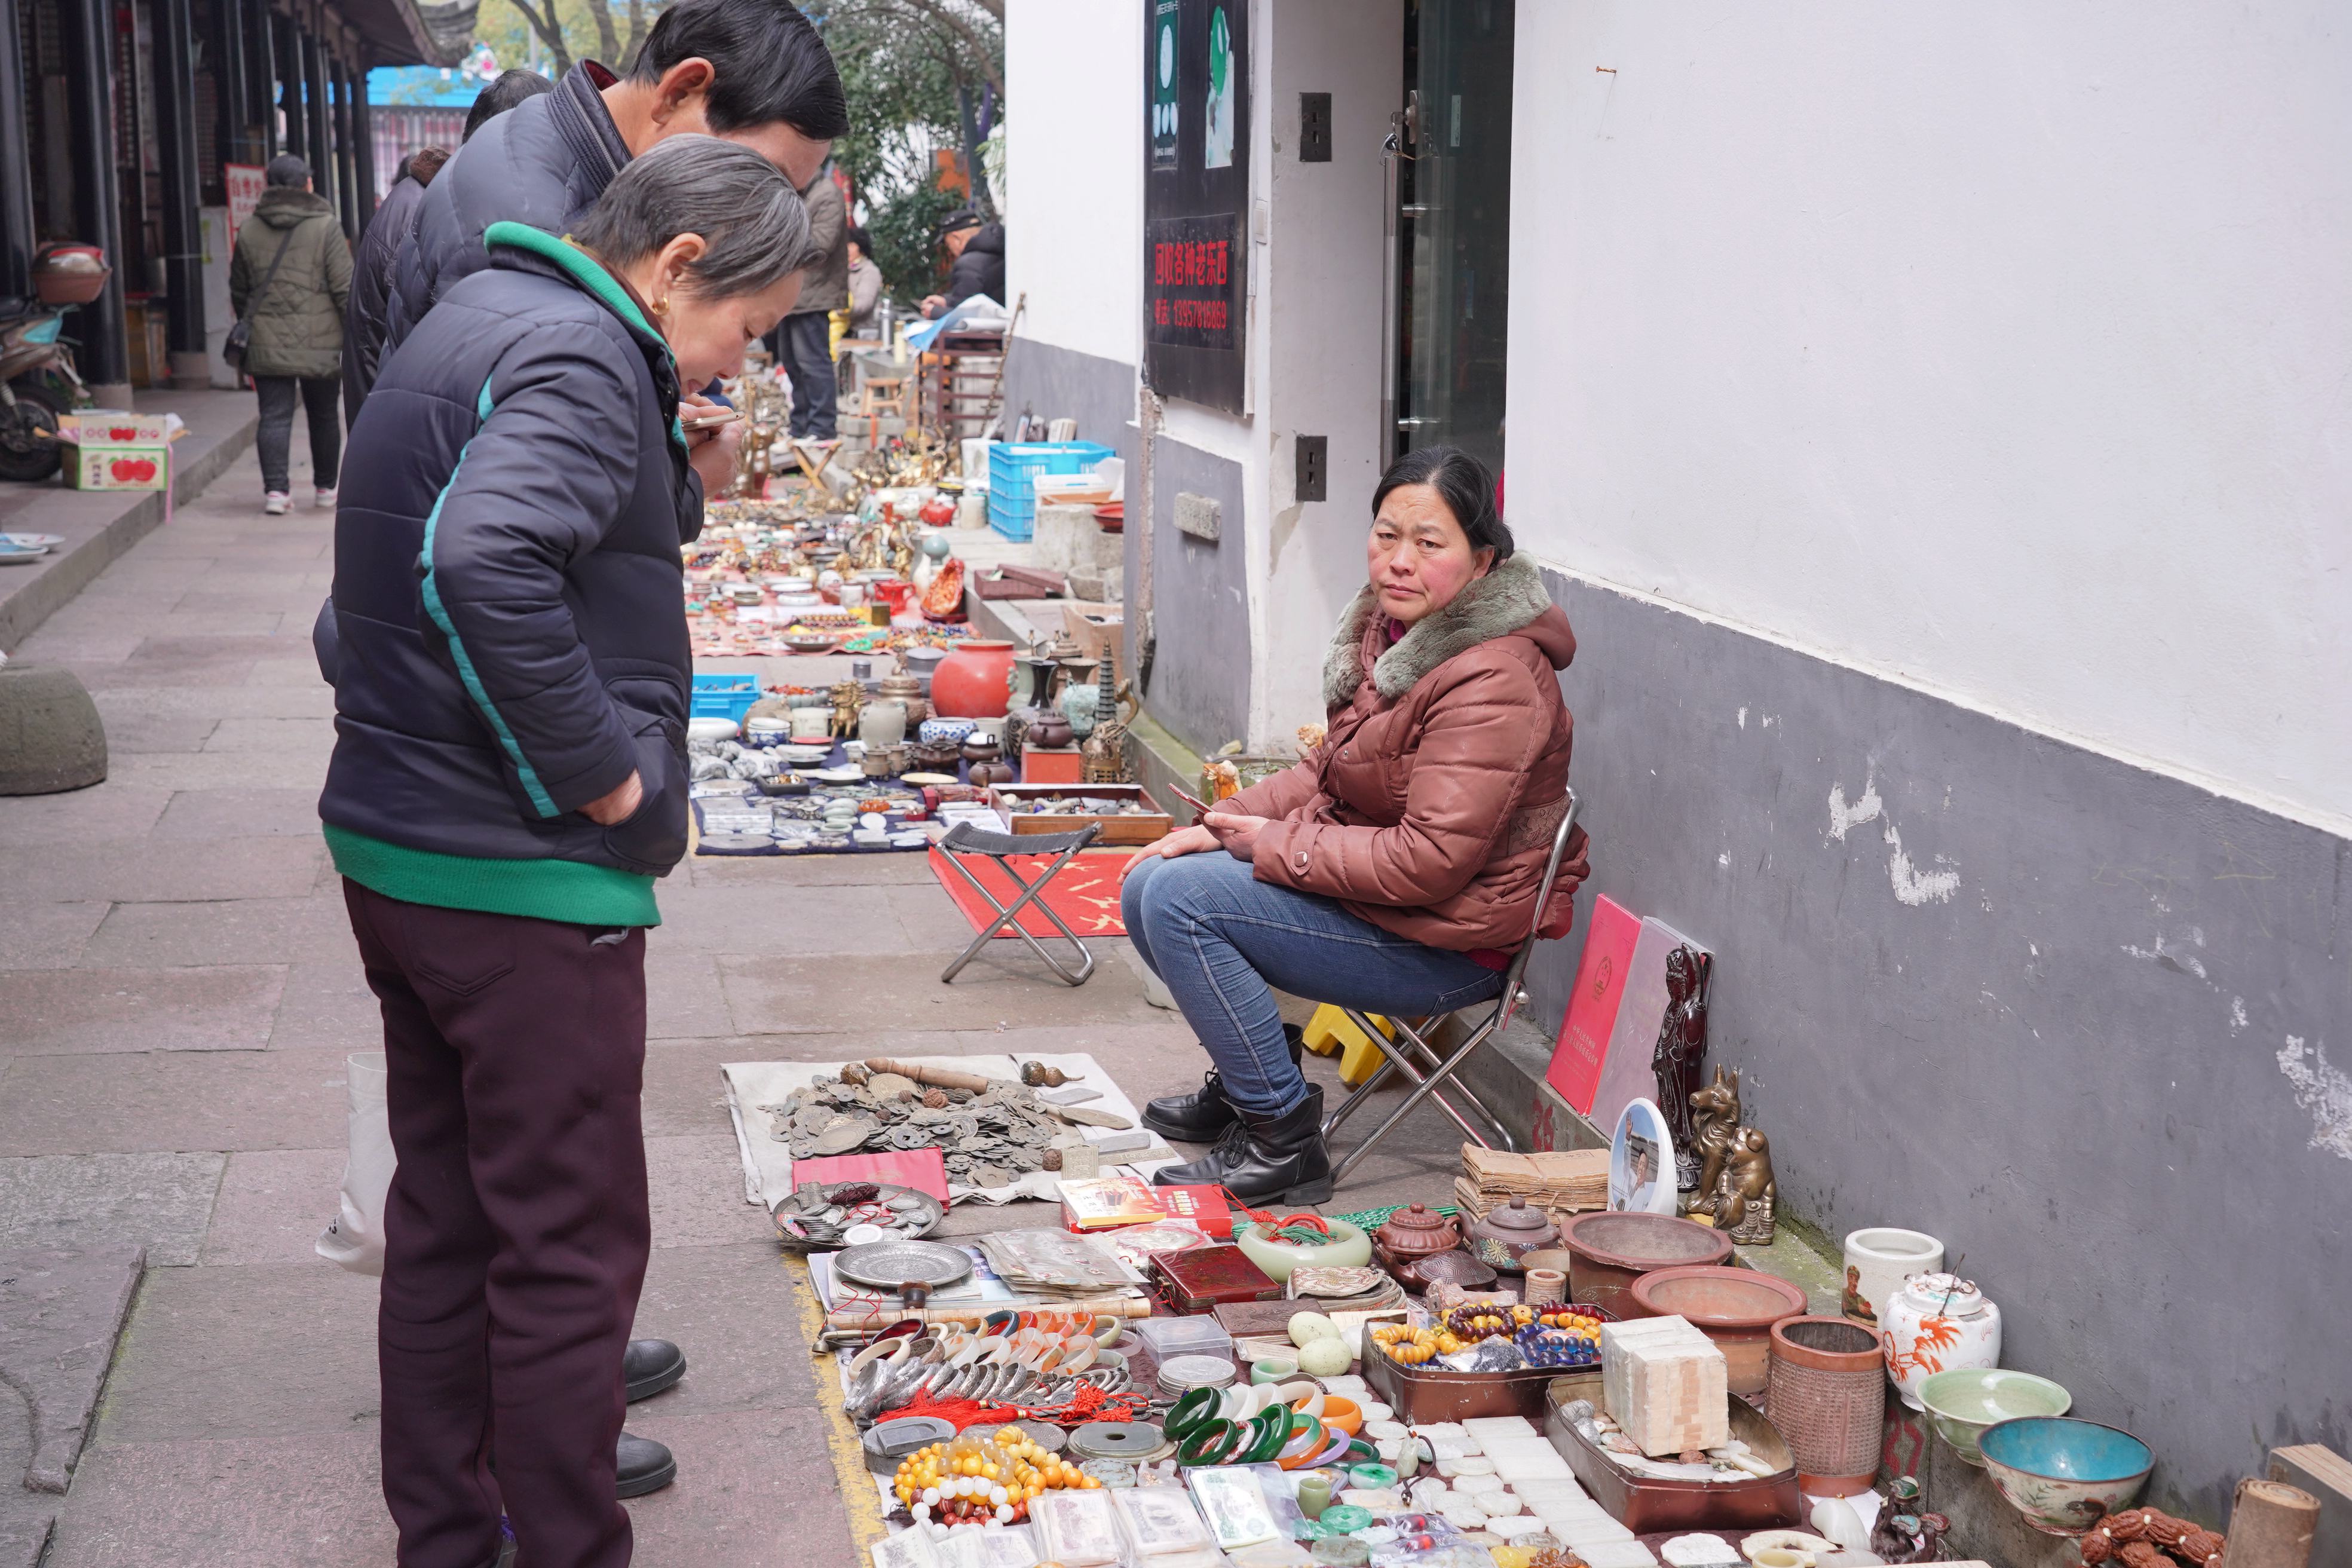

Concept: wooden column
[[0, 0, 36, 301], [154, 0, 211, 383], [349, 63, 376, 225], [302, 29, 332, 209]]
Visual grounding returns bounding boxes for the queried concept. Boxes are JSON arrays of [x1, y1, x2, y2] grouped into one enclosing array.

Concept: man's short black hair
[[464, 69, 554, 142], [264, 153, 310, 187], [846, 224, 873, 254], [630, 0, 849, 140]]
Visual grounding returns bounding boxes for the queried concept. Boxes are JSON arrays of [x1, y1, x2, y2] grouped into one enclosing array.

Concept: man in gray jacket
[[774, 164, 846, 438]]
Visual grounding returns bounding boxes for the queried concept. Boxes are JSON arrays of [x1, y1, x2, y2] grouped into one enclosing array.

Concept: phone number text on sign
[[1146, 214, 1240, 350]]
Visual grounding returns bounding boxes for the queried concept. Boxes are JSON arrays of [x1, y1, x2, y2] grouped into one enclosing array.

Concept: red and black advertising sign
[[1143, 0, 1248, 412]]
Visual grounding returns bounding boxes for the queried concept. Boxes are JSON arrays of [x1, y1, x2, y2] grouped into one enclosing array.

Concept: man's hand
[[920, 294, 948, 318], [1123, 822, 1218, 876], [580, 770, 645, 826], [1203, 811, 1271, 863], [681, 393, 742, 497]]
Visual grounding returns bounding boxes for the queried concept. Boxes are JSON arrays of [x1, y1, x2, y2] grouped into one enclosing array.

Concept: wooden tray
[[1359, 1303, 1617, 1423], [992, 783, 1171, 846], [1542, 1372, 1803, 1535]]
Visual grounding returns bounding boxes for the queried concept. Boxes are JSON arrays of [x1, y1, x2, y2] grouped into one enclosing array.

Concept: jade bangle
[[1177, 1420, 1239, 1467], [1279, 1414, 1328, 1464], [1165, 1388, 1218, 1441], [1240, 1410, 1290, 1464]]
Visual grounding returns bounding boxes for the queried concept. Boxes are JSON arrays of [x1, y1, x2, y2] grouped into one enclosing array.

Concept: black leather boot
[[1142, 1025, 1304, 1142], [616, 1430, 678, 1498], [624, 1337, 685, 1402], [1152, 1085, 1333, 1206]]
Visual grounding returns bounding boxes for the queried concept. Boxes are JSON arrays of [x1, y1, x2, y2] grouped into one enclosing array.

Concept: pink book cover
[[1546, 894, 1642, 1115]]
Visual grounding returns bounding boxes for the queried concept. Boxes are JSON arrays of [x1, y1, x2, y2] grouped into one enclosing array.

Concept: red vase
[[930, 640, 1016, 719]]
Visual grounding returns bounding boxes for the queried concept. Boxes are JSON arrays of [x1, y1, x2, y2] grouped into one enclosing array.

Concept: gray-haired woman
[[318, 136, 810, 1568]]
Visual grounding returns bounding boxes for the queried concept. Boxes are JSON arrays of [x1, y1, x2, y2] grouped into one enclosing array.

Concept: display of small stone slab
[[761, 1073, 1125, 1187]]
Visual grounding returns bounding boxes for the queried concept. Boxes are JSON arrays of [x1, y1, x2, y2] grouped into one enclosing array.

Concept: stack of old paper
[[1455, 1146, 1609, 1218]]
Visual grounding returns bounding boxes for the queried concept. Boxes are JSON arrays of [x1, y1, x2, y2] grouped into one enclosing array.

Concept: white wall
[[1257, 0, 1401, 744], [1003, 0, 1144, 367], [1507, 4, 2352, 835]]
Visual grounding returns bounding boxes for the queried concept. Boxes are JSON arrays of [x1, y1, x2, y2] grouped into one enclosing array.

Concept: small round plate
[[901, 771, 958, 786], [834, 1238, 973, 1292]]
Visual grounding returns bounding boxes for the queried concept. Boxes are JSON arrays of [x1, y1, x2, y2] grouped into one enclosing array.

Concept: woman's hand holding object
[[1203, 811, 1269, 862], [1123, 822, 1218, 876]]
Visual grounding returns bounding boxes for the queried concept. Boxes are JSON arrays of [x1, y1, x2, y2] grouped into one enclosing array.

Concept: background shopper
[[844, 223, 882, 335], [323, 137, 812, 1568], [773, 161, 846, 438], [230, 154, 350, 513], [345, 69, 553, 424], [918, 207, 1003, 318]]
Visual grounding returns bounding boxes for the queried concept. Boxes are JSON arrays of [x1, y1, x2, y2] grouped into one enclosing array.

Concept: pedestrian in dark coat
[[772, 163, 846, 437], [323, 137, 812, 1568], [341, 147, 445, 424], [344, 70, 553, 423], [920, 208, 1005, 317], [229, 154, 351, 512], [378, 0, 848, 378]]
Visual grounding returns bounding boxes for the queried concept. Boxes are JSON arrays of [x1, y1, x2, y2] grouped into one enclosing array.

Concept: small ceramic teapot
[[1882, 1272, 2002, 1410], [1028, 711, 1074, 749], [1372, 1203, 1462, 1276], [1465, 1195, 1561, 1273]]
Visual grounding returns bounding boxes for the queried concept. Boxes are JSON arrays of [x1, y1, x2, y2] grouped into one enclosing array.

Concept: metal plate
[[1067, 1422, 1166, 1460], [834, 1239, 974, 1291]]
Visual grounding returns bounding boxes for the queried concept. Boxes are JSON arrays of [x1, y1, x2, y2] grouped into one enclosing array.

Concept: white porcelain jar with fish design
[[1882, 1272, 2001, 1411]]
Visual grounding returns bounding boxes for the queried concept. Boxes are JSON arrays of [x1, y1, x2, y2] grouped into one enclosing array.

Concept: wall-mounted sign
[[1143, 0, 1248, 412]]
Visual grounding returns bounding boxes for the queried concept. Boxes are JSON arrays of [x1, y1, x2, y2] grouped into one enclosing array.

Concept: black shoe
[[624, 1338, 686, 1403], [617, 1431, 677, 1499], [1152, 1085, 1333, 1206], [1141, 1025, 1306, 1143]]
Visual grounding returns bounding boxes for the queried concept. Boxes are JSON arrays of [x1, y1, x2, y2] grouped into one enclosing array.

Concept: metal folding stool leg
[[936, 820, 1102, 986], [1321, 786, 1581, 1190]]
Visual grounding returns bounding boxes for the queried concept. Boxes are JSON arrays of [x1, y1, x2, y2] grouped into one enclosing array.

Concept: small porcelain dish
[[1979, 1416, 2152, 1536]]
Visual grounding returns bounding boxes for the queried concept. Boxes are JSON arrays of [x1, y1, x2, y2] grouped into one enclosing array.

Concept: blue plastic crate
[[690, 672, 761, 724], [986, 441, 1114, 543]]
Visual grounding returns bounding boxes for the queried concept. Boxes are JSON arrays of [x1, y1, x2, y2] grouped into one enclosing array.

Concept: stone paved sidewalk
[[0, 427, 1460, 1567]]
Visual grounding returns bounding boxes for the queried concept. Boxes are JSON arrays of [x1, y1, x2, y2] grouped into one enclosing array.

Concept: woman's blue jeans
[[1121, 851, 1505, 1119]]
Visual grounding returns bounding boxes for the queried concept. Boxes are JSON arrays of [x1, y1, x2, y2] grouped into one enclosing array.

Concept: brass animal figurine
[[827, 678, 864, 739], [1710, 1126, 1777, 1245], [1687, 1065, 1742, 1208]]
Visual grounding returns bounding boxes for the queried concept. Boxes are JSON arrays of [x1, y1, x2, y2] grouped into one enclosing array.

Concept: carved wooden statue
[[1651, 945, 1713, 1189]]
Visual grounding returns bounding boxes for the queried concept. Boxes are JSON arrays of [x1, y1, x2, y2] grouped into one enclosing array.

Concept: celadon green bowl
[[1919, 1368, 2073, 1466]]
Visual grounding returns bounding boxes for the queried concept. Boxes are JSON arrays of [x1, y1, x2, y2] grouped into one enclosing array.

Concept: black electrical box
[[1296, 434, 1328, 502], [1299, 92, 1333, 163]]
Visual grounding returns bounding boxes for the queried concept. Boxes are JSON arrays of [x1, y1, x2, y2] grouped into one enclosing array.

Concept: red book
[[1546, 893, 1642, 1116]]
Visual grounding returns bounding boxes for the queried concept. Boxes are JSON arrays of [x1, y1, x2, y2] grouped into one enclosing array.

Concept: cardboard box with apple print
[[57, 410, 183, 492]]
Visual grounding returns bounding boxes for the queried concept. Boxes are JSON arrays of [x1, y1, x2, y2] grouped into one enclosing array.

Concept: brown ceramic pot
[[1766, 1315, 1887, 1496], [1625, 1264, 1809, 1396], [1372, 1203, 1461, 1279], [1028, 712, 1074, 749], [1464, 1196, 1560, 1274], [1557, 1210, 1734, 1316]]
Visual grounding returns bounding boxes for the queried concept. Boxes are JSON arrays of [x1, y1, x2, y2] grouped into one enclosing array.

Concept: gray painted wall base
[[1527, 565, 2351, 1522]]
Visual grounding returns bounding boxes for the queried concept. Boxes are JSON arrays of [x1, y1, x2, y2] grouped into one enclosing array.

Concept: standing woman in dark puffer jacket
[[320, 136, 811, 1568]]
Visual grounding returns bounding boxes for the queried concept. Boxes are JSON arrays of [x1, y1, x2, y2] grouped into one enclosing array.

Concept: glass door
[[1388, 0, 1514, 473]]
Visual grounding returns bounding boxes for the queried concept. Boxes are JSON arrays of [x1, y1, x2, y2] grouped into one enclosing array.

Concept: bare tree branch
[[588, 0, 622, 68], [623, 0, 650, 71], [504, 0, 574, 74]]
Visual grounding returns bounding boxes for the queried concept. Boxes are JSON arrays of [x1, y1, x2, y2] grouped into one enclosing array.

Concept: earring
[[653, 296, 670, 316]]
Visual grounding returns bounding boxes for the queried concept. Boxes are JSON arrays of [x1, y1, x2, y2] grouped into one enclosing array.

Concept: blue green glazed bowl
[[1979, 1416, 2153, 1535], [1919, 1368, 2073, 1466]]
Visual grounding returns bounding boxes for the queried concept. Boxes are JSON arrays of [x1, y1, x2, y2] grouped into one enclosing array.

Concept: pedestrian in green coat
[[229, 154, 353, 513]]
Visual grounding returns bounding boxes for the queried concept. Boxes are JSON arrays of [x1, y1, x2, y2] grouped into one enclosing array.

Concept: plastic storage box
[[690, 672, 761, 724], [987, 441, 1114, 542]]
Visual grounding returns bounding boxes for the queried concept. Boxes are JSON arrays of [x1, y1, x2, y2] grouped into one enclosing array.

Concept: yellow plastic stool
[[1303, 1004, 1398, 1088]]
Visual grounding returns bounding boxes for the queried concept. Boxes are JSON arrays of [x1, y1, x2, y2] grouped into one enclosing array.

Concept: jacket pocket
[[601, 708, 689, 874]]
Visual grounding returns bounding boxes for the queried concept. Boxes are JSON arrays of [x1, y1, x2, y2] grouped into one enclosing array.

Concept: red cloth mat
[[927, 846, 1130, 938]]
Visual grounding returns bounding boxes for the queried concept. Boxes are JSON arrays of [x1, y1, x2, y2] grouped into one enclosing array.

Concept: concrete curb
[[0, 396, 259, 653]]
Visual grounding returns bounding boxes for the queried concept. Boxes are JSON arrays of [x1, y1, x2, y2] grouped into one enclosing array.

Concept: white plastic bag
[[316, 1050, 392, 1276]]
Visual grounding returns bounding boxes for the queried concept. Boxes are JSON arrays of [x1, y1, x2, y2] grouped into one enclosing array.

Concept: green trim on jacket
[[324, 823, 661, 927]]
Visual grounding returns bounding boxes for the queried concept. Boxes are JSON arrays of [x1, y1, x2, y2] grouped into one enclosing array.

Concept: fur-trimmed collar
[[1322, 553, 1555, 708]]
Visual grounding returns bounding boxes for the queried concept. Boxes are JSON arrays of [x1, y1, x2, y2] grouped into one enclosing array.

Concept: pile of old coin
[[761, 1071, 1133, 1189]]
